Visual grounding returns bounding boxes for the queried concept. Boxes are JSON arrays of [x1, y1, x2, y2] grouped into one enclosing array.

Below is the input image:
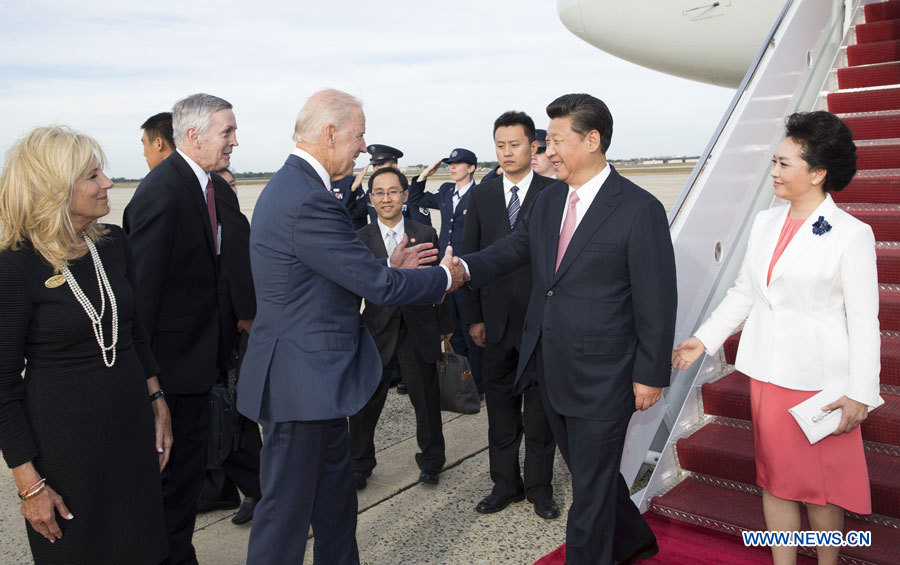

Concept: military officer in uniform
[[407, 147, 484, 394]]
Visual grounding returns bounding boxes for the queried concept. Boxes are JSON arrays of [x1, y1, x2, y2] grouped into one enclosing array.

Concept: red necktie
[[206, 178, 218, 253], [555, 191, 579, 272]]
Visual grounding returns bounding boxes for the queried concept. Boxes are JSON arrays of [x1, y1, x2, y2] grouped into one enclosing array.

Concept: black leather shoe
[[419, 470, 440, 485], [231, 496, 258, 525], [532, 498, 560, 519], [354, 470, 372, 491], [616, 539, 659, 564], [396, 382, 408, 395], [474, 492, 525, 514]]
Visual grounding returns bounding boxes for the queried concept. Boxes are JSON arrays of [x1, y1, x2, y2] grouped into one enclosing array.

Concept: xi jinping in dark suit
[[350, 168, 452, 486], [462, 94, 676, 565]]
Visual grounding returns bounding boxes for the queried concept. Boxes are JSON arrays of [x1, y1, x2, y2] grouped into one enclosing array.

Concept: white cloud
[[0, 0, 735, 178]]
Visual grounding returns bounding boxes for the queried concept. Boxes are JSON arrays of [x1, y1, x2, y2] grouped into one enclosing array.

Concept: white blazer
[[695, 194, 883, 409]]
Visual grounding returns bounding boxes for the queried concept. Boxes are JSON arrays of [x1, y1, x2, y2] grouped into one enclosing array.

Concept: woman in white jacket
[[673, 111, 882, 565]]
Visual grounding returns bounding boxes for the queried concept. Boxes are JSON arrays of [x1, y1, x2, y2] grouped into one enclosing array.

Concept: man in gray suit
[[237, 89, 467, 565]]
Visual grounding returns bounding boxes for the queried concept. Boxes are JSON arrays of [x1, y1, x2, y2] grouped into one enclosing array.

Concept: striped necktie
[[507, 185, 520, 228]]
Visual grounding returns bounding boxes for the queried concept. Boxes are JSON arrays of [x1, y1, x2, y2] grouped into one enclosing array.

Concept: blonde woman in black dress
[[0, 126, 171, 564]]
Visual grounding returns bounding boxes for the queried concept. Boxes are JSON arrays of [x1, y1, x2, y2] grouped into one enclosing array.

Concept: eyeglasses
[[370, 189, 405, 200]]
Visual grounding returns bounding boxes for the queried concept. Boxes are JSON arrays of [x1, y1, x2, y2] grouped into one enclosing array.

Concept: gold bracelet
[[18, 478, 47, 501]]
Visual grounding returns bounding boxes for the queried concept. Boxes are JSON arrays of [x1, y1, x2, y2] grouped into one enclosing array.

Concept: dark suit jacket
[[332, 175, 369, 230], [123, 151, 238, 394], [236, 154, 448, 423], [460, 173, 556, 344], [407, 178, 471, 253], [463, 166, 677, 420], [213, 173, 255, 370], [358, 220, 452, 365]]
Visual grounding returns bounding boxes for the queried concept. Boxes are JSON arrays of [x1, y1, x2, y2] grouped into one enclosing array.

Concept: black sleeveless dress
[[0, 225, 167, 564]]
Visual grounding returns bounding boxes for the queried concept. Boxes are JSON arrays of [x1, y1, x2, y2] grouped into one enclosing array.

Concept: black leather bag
[[437, 337, 481, 414], [207, 331, 249, 468]]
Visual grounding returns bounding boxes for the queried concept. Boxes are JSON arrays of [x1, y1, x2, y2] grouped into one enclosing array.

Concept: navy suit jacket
[[123, 151, 234, 394], [237, 155, 448, 422], [407, 178, 470, 253], [463, 166, 677, 420]]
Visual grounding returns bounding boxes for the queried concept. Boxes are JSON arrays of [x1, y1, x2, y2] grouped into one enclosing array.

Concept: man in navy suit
[[236, 89, 467, 565], [462, 94, 676, 564], [408, 148, 484, 393]]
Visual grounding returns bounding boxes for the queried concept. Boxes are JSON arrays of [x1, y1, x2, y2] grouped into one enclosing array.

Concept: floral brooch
[[812, 216, 832, 236]]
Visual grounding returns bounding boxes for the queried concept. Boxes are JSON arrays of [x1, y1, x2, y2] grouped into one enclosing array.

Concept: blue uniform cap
[[441, 148, 477, 165]]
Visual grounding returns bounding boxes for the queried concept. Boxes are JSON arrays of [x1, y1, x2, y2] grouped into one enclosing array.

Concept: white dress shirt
[[503, 170, 534, 207], [559, 163, 610, 234]]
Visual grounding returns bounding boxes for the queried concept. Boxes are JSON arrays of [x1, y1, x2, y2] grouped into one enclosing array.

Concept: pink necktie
[[555, 191, 579, 272], [206, 178, 218, 253]]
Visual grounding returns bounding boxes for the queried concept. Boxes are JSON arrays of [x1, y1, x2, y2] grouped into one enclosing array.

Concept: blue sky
[[0, 0, 736, 178]]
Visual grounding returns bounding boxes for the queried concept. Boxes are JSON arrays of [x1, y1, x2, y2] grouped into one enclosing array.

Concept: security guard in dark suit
[[349, 167, 452, 489], [461, 112, 559, 521], [407, 147, 483, 394]]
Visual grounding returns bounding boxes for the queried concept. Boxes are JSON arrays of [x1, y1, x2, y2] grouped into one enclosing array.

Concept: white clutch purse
[[788, 386, 845, 444], [789, 385, 884, 444]]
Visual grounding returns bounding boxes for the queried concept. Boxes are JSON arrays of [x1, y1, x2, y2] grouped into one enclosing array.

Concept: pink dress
[[751, 215, 872, 513]]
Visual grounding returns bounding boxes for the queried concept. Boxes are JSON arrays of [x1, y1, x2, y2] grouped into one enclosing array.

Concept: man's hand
[[350, 165, 370, 192], [417, 159, 442, 182], [390, 233, 439, 269], [440, 245, 469, 292], [236, 319, 253, 334], [633, 382, 662, 411], [469, 322, 486, 348]]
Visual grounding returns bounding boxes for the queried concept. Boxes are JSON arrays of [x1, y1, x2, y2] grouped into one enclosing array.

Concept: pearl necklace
[[61, 236, 118, 367]]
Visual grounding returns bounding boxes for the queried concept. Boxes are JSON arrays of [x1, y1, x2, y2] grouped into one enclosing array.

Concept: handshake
[[388, 235, 469, 293]]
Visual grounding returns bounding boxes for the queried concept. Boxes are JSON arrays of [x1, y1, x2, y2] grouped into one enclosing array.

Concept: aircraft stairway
[[646, 3, 900, 563]]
